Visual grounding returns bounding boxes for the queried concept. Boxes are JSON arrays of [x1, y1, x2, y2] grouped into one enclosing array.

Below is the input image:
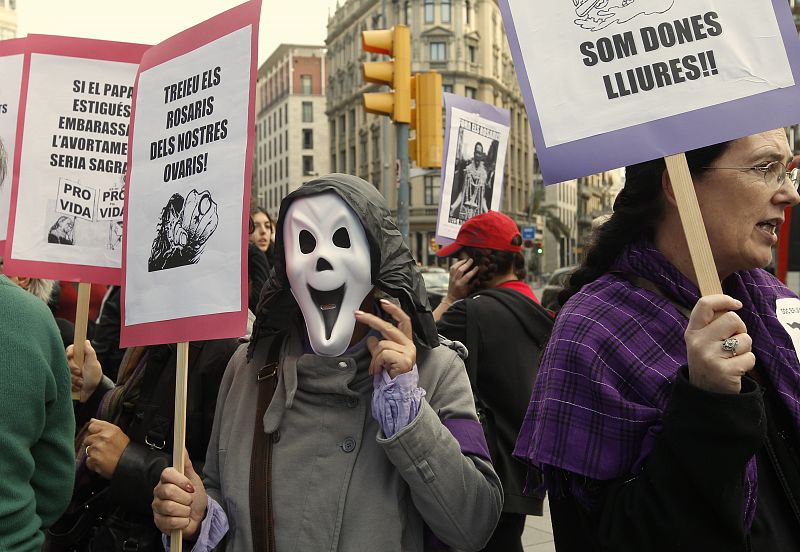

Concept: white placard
[[0, 54, 23, 243], [437, 106, 509, 240], [12, 54, 137, 263], [124, 27, 251, 326], [507, 0, 794, 147]]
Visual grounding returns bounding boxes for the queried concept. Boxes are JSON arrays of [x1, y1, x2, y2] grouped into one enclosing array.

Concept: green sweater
[[0, 276, 75, 551]]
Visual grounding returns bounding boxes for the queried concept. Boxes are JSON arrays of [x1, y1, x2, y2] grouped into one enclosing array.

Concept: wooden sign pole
[[72, 282, 92, 400], [171, 341, 190, 552], [664, 153, 723, 296]]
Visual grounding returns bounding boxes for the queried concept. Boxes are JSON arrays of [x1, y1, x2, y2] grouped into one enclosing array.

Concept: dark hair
[[558, 141, 732, 307], [250, 206, 275, 231], [462, 235, 526, 290]]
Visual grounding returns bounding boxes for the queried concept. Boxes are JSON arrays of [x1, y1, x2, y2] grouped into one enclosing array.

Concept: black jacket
[[76, 339, 238, 520], [437, 287, 553, 514], [548, 368, 800, 552]]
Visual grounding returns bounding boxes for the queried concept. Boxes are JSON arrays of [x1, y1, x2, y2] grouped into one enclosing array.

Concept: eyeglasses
[[702, 161, 800, 192]]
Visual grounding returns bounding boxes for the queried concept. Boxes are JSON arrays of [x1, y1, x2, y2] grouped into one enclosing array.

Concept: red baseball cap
[[436, 211, 522, 257]]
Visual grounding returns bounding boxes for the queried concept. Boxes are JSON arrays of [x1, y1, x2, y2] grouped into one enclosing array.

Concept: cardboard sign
[[499, 0, 800, 183], [121, 0, 260, 347], [436, 94, 509, 244], [0, 39, 26, 248], [4, 35, 148, 283]]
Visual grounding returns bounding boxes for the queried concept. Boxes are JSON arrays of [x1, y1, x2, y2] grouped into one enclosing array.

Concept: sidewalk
[[521, 498, 556, 551]]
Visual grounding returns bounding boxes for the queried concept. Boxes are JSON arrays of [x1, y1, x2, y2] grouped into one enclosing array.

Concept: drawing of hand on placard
[[48, 216, 76, 245], [148, 189, 219, 272], [573, 0, 674, 31]]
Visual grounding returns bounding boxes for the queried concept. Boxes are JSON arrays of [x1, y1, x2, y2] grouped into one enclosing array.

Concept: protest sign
[[436, 94, 509, 243], [121, 0, 260, 348], [499, 0, 800, 184], [0, 39, 26, 249], [4, 35, 148, 283]]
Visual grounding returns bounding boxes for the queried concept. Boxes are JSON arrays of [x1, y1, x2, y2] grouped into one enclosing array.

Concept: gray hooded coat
[[201, 174, 503, 551]]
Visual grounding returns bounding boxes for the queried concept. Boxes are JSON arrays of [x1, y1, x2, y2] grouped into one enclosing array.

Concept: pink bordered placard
[[4, 35, 148, 285], [0, 37, 28, 254], [120, 0, 261, 347]]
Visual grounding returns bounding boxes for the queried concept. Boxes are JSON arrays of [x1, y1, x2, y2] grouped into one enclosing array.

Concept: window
[[465, 86, 476, 99], [285, 103, 288, 122], [464, 0, 471, 25], [303, 156, 315, 176], [424, 176, 439, 205], [302, 129, 314, 149], [468, 45, 476, 64], [441, 0, 451, 23], [424, 0, 434, 23], [430, 42, 447, 62], [442, 84, 454, 94], [302, 101, 313, 122], [300, 75, 312, 95], [493, 53, 499, 76], [404, 1, 411, 25]]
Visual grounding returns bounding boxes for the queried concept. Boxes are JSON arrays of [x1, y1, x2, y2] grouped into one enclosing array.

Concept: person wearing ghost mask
[[152, 174, 503, 551]]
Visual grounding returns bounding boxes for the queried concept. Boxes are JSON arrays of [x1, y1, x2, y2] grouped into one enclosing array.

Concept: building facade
[[0, 0, 16, 40], [254, 44, 330, 215], [326, 0, 539, 265]]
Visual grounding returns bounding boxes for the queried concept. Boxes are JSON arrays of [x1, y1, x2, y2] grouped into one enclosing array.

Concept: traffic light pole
[[396, 122, 410, 243]]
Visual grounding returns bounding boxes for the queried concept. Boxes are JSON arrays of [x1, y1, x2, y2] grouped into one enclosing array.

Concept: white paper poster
[[11, 54, 138, 270], [124, 27, 252, 326], [505, 0, 794, 148], [437, 105, 509, 241], [0, 54, 23, 244]]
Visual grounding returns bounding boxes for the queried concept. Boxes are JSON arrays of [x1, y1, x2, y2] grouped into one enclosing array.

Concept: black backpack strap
[[249, 334, 283, 552]]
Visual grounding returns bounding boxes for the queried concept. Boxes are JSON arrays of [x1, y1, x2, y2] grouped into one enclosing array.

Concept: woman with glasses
[[514, 130, 800, 551]]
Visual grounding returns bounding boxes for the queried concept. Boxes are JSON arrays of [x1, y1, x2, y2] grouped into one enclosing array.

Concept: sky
[[15, 0, 337, 64]]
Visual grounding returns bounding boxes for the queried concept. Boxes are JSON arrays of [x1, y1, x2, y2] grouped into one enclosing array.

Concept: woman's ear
[[661, 168, 679, 208]]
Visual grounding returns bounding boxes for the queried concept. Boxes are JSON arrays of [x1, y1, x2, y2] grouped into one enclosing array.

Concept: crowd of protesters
[[2, 130, 800, 552]]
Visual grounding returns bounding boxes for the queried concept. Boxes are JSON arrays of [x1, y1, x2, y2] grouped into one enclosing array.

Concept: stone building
[[326, 0, 539, 265], [253, 44, 330, 215], [0, 0, 16, 40]]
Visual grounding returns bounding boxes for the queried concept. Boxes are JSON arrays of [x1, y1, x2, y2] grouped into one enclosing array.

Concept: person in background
[[48, 331, 240, 551], [433, 211, 553, 552], [0, 256, 75, 347], [0, 256, 75, 552], [152, 174, 502, 551], [249, 206, 276, 265], [515, 130, 800, 551]]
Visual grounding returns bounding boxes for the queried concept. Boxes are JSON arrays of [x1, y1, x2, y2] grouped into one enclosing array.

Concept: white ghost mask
[[283, 192, 373, 356]]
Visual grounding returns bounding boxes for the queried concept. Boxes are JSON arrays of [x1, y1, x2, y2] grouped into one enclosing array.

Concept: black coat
[[76, 339, 239, 518], [437, 287, 553, 515], [547, 368, 800, 552]]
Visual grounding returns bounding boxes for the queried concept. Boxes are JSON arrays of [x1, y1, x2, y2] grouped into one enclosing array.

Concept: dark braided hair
[[462, 235, 526, 291], [558, 141, 732, 307]]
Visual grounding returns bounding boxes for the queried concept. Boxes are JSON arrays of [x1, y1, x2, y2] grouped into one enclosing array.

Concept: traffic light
[[533, 240, 544, 255], [409, 72, 443, 168], [361, 26, 411, 123]]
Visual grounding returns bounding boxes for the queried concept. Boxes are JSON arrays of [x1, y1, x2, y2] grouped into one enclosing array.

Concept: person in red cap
[[433, 210, 553, 552]]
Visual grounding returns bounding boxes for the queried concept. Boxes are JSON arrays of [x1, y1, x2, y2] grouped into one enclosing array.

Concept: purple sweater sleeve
[[371, 364, 426, 437], [162, 496, 228, 552]]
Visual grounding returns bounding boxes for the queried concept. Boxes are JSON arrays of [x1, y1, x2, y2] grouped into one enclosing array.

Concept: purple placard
[[436, 93, 511, 246], [499, 0, 800, 184]]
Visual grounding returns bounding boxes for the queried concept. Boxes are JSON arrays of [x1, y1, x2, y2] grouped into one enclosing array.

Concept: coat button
[[341, 437, 356, 453], [338, 361, 348, 369], [346, 397, 359, 408], [272, 430, 281, 444]]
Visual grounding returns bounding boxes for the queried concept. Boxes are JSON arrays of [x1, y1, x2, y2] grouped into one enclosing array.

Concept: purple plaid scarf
[[514, 240, 800, 526]]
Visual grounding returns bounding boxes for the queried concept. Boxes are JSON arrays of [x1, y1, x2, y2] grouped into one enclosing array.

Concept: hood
[[473, 288, 553, 348], [248, 173, 438, 359]]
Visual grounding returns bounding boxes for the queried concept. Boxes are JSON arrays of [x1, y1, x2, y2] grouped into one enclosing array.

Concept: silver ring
[[85, 445, 91, 457], [721, 337, 739, 357]]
